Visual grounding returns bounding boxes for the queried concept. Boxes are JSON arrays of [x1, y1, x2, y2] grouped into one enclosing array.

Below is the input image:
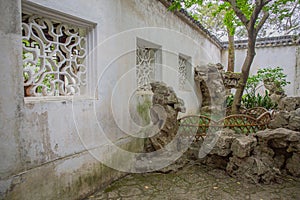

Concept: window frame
[[136, 38, 162, 94], [178, 53, 192, 91], [22, 1, 97, 102]]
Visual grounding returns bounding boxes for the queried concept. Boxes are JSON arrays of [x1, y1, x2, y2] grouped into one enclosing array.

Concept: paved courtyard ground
[[85, 162, 300, 200]]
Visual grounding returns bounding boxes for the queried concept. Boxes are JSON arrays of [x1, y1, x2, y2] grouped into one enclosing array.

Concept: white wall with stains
[[222, 45, 299, 96], [0, 0, 221, 199]]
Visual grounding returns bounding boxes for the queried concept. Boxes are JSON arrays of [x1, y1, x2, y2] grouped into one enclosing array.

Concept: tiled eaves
[[221, 35, 300, 49], [157, 0, 223, 49]]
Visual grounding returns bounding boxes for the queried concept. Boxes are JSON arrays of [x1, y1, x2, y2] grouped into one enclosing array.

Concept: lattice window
[[136, 46, 156, 92], [178, 55, 190, 90], [22, 13, 87, 97]]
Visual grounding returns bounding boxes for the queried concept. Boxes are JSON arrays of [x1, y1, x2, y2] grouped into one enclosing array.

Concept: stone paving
[[85, 162, 300, 200]]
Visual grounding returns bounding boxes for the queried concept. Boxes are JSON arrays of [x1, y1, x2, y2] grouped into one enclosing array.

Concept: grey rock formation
[[286, 153, 300, 176], [209, 129, 237, 157], [289, 109, 300, 131], [255, 128, 300, 143], [231, 136, 257, 158], [278, 97, 300, 111], [226, 155, 278, 184], [270, 93, 284, 105], [191, 128, 300, 184], [194, 63, 226, 114], [198, 129, 236, 169], [269, 108, 300, 131], [145, 82, 186, 151], [186, 96, 300, 184], [269, 111, 289, 129]]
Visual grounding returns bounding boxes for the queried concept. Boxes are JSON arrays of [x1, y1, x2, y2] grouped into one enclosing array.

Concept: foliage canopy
[[170, 0, 298, 113], [170, 0, 300, 40]]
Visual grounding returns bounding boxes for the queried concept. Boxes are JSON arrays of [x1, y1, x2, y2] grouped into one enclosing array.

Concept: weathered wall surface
[[0, 0, 24, 180], [296, 47, 300, 96], [222, 45, 299, 96], [0, 0, 221, 199]]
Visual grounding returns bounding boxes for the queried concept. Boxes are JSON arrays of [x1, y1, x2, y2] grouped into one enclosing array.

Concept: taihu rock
[[146, 82, 186, 151], [231, 136, 257, 158]]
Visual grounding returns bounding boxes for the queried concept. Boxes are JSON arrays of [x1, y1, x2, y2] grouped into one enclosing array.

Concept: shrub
[[226, 67, 289, 110]]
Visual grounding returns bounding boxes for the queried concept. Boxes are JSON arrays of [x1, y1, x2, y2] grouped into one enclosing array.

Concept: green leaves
[[185, 0, 203, 7], [168, 0, 182, 11], [241, 66, 290, 109], [236, 0, 253, 19], [224, 9, 237, 36], [170, 0, 299, 39], [256, 66, 291, 87], [246, 66, 290, 94], [245, 73, 261, 95], [226, 90, 275, 109], [241, 90, 276, 109]]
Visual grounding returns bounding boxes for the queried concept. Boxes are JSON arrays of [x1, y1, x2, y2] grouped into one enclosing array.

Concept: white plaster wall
[[222, 46, 298, 96], [0, 0, 221, 199], [0, 0, 23, 179], [296, 47, 300, 96]]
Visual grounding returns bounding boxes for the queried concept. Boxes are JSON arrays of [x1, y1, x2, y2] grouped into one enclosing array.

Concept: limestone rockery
[[192, 97, 300, 184]]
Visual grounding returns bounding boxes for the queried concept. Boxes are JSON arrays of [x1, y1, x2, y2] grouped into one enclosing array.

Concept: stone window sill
[[24, 96, 98, 104]]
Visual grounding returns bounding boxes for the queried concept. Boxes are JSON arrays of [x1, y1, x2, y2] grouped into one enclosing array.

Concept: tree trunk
[[227, 29, 235, 72], [231, 34, 256, 114]]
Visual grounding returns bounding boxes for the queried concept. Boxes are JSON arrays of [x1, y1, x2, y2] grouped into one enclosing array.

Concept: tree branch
[[287, 1, 299, 29], [262, 0, 272, 6], [290, 0, 299, 15], [255, 10, 269, 34], [248, 0, 271, 33], [249, 0, 263, 29], [224, 0, 249, 26], [285, 24, 300, 35]]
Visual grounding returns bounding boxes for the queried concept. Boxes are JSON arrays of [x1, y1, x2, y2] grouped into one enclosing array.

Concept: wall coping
[[222, 35, 300, 49]]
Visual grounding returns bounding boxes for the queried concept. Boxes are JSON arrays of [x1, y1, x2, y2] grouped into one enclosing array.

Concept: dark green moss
[[137, 97, 152, 124]]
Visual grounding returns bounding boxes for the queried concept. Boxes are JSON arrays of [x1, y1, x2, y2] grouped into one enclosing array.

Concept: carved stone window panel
[[136, 47, 156, 91], [178, 54, 192, 91], [136, 39, 162, 92], [22, 13, 88, 97]]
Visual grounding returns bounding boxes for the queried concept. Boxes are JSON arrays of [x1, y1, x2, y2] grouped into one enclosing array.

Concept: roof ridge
[[222, 35, 300, 49]]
